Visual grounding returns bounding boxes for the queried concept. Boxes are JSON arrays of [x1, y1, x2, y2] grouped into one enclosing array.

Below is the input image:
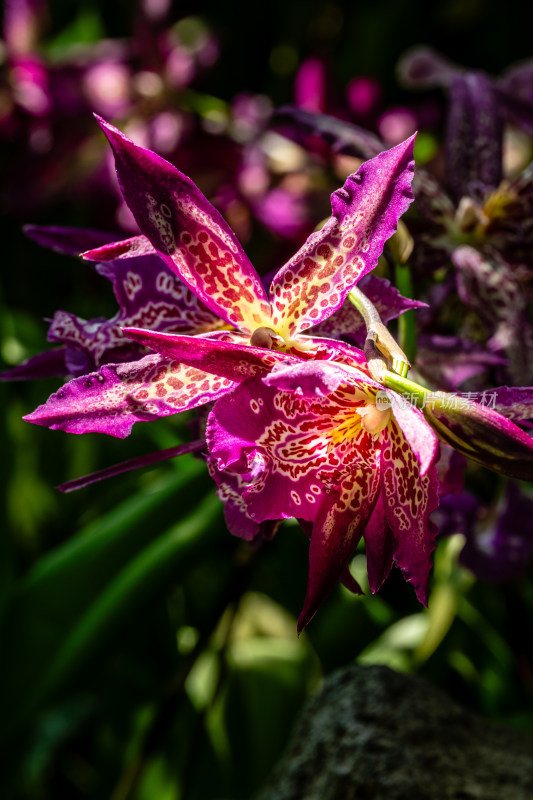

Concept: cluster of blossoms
[[10, 115, 533, 630]]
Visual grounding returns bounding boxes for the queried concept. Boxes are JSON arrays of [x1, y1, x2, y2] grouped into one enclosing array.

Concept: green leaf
[[0, 466, 224, 738]]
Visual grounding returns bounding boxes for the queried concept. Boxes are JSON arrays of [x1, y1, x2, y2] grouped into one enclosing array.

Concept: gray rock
[[256, 664, 533, 800]]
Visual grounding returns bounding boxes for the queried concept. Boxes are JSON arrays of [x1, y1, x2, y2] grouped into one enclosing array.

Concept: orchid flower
[[206, 356, 441, 630], [83, 117, 416, 350], [24, 119, 416, 438], [205, 318, 533, 629]]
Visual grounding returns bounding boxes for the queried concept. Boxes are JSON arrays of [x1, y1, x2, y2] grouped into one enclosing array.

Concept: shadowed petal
[[96, 116, 271, 333], [309, 274, 427, 346], [24, 354, 235, 438], [397, 46, 462, 88], [24, 225, 120, 256], [459, 482, 533, 582], [446, 73, 502, 200], [0, 347, 67, 381], [275, 106, 384, 159], [363, 492, 395, 594], [269, 136, 416, 338], [94, 256, 220, 333]]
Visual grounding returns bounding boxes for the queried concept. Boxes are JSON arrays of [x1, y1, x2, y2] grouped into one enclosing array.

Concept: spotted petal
[[207, 378, 330, 525], [309, 274, 427, 347], [46, 256, 221, 373], [379, 419, 440, 604], [386, 390, 440, 476], [24, 354, 235, 438], [298, 464, 381, 631], [96, 117, 271, 333], [269, 135, 416, 339]]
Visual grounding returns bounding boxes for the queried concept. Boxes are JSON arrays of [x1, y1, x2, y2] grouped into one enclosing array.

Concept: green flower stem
[[348, 287, 410, 378], [395, 263, 417, 364], [383, 371, 429, 408]]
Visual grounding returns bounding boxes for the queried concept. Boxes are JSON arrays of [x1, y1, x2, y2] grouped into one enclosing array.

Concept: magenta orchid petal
[[122, 328, 296, 383], [207, 455, 274, 543], [207, 378, 330, 524], [269, 135, 416, 339], [436, 445, 468, 496], [363, 492, 395, 594], [380, 420, 440, 604], [47, 256, 221, 371], [423, 394, 533, 481], [298, 465, 381, 631], [386, 390, 440, 476], [0, 347, 67, 381], [82, 234, 158, 262], [96, 116, 272, 333], [24, 225, 121, 256], [24, 354, 235, 438], [58, 440, 206, 492], [296, 336, 369, 369]]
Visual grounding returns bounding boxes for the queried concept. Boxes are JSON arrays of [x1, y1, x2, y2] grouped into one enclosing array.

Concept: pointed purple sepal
[[95, 116, 271, 333], [58, 440, 206, 492], [24, 354, 235, 438], [269, 135, 416, 338]]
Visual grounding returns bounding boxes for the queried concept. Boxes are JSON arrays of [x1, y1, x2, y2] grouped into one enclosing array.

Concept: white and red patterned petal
[[96, 117, 272, 334], [379, 420, 440, 604], [269, 136, 416, 339], [387, 390, 440, 475], [298, 463, 381, 631], [24, 354, 235, 438]]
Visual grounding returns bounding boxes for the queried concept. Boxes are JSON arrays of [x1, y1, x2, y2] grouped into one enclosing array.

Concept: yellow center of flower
[[328, 391, 392, 446]]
